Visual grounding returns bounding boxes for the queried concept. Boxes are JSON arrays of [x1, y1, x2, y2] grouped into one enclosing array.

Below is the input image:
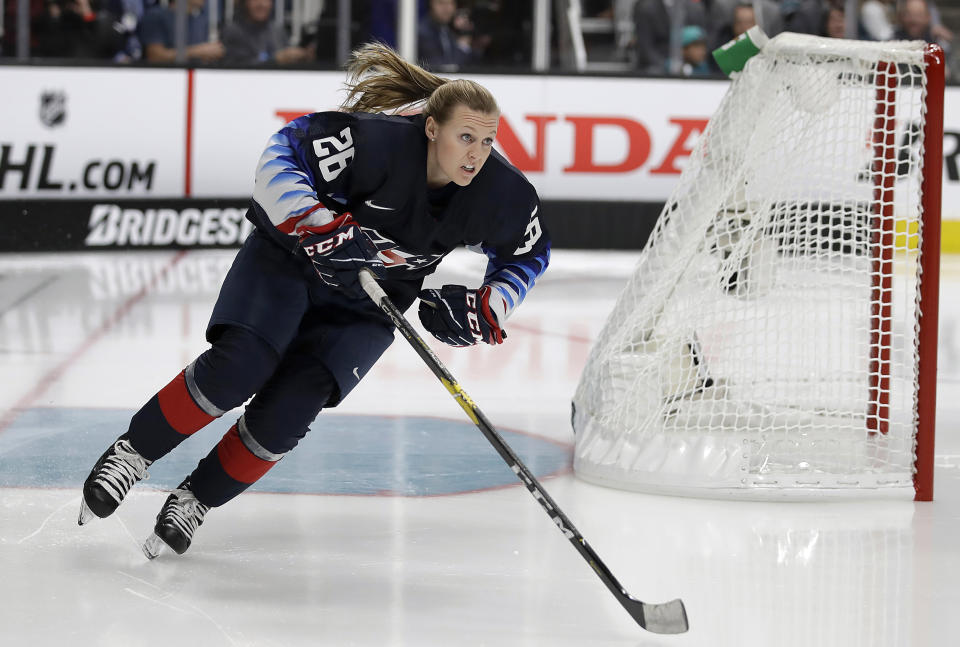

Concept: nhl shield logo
[[39, 91, 67, 128]]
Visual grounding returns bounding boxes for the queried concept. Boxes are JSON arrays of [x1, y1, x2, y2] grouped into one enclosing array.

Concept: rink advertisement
[[189, 70, 728, 202], [188, 71, 960, 222], [0, 67, 185, 198], [0, 66, 959, 250], [0, 198, 655, 251], [0, 200, 253, 251]]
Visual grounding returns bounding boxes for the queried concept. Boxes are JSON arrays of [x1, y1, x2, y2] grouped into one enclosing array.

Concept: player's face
[[425, 106, 499, 188]]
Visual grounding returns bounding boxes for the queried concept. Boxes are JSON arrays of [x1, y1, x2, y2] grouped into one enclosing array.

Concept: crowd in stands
[[625, 0, 954, 75], [0, 0, 955, 79]]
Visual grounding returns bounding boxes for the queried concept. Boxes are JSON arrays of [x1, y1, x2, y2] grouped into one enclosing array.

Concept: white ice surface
[[0, 248, 958, 646]]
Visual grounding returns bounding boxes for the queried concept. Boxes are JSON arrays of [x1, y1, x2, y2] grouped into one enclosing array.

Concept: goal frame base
[[573, 461, 917, 502]]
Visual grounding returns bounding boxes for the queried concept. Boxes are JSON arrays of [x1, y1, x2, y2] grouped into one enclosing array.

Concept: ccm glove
[[298, 213, 384, 298], [418, 284, 505, 347]]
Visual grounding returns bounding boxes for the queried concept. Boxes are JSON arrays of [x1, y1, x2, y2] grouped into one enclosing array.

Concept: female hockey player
[[77, 42, 550, 558]]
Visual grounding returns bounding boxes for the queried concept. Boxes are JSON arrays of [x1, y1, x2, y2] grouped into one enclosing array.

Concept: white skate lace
[[162, 488, 209, 539], [94, 439, 151, 503]]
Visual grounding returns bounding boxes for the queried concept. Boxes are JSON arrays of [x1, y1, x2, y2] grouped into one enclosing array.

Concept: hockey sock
[[189, 416, 287, 507], [187, 358, 338, 507], [126, 327, 279, 461]]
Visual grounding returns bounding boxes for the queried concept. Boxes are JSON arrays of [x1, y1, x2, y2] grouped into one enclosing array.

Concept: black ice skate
[[78, 435, 152, 525], [142, 479, 210, 559]]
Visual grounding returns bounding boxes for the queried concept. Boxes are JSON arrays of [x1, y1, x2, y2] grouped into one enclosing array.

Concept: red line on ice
[[0, 250, 190, 434]]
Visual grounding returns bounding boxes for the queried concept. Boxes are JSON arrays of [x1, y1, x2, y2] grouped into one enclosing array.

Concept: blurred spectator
[[893, 0, 934, 40], [710, 2, 756, 51], [632, 0, 707, 74], [922, 0, 954, 46], [469, 0, 530, 66], [288, 0, 324, 57], [417, 0, 473, 69], [138, 0, 224, 63], [679, 24, 711, 75], [106, 0, 146, 61], [893, 0, 955, 82], [781, 0, 823, 34], [222, 0, 311, 64], [862, 0, 952, 44], [861, 0, 896, 40], [33, 0, 127, 58], [709, 0, 783, 46], [822, 1, 847, 38], [731, 2, 757, 36]]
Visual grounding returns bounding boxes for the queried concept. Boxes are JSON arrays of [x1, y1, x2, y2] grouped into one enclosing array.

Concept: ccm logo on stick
[[510, 464, 574, 539], [302, 228, 355, 256]]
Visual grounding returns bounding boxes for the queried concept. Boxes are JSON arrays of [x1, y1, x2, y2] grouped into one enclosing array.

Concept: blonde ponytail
[[341, 42, 499, 124]]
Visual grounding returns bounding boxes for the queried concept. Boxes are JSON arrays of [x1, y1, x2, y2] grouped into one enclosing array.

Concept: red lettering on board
[[496, 115, 557, 172], [650, 118, 709, 175], [563, 116, 652, 173], [275, 110, 311, 124]]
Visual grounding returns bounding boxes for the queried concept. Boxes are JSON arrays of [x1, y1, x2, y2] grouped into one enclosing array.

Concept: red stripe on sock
[[216, 424, 277, 484], [157, 370, 215, 436]]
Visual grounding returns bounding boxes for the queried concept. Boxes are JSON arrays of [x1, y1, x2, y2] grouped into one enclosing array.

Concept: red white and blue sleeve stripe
[[480, 244, 550, 323], [252, 127, 338, 236]]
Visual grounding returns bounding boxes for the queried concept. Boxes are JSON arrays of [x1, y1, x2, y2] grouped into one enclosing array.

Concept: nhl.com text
[[0, 144, 156, 193]]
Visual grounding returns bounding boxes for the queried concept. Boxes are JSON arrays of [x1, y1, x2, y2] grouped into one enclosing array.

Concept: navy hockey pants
[[126, 230, 412, 507]]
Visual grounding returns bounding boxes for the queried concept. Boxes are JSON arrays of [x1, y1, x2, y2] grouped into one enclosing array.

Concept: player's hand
[[298, 213, 384, 298], [418, 285, 505, 347]]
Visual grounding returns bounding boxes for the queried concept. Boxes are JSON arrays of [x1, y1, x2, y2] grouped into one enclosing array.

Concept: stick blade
[[638, 598, 689, 634]]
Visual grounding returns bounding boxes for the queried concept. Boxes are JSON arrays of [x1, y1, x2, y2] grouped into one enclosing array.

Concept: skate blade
[[142, 533, 165, 560], [77, 499, 96, 526]]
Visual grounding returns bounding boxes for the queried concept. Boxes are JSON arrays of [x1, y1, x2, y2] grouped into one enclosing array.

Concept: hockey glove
[[418, 284, 505, 347], [298, 213, 384, 298]]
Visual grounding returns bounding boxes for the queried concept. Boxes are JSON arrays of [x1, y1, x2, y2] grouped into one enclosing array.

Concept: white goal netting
[[572, 34, 940, 499]]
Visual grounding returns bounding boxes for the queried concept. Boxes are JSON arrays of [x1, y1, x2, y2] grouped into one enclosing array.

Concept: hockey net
[[572, 34, 944, 500]]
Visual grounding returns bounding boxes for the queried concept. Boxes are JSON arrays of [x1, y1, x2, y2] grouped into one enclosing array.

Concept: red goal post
[[914, 43, 944, 501]]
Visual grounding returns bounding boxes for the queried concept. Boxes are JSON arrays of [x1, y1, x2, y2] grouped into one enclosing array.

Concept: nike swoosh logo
[[353, 367, 360, 380], [365, 200, 395, 211]]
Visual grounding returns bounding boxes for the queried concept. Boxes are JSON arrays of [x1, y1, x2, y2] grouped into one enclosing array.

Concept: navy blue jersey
[[247, 111, 550, 323]]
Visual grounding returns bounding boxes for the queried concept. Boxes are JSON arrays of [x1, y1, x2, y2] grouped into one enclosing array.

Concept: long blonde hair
[[341, 42, 499, 124]]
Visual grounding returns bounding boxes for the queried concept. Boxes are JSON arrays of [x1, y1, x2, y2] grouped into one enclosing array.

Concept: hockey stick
[[359, 270, 689, 635]]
